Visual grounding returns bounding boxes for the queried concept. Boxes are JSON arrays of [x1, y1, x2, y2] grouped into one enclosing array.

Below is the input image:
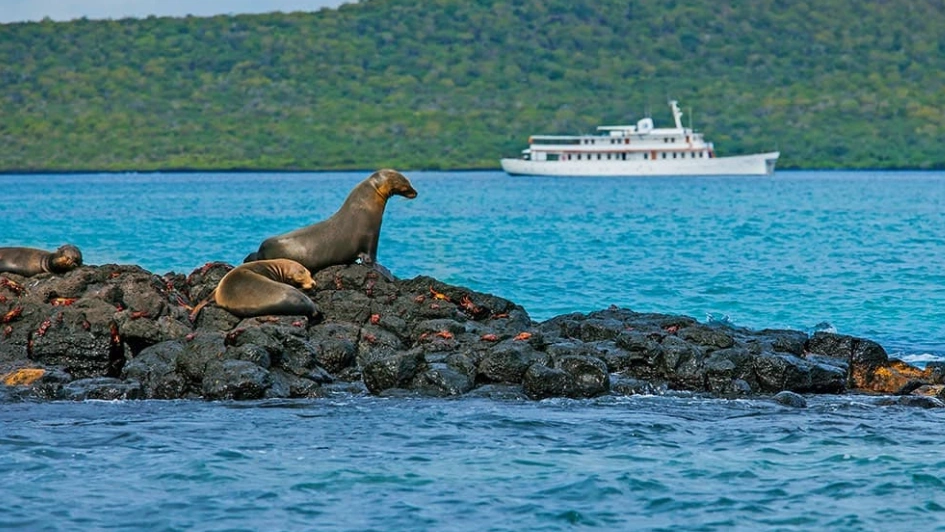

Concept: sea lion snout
[[56, 245, 83, 267], [375, 168, 418, 199]]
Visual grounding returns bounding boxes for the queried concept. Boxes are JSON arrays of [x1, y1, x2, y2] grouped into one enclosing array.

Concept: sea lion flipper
[[243, 252, 259, 263], [189, 289, 216, 322]]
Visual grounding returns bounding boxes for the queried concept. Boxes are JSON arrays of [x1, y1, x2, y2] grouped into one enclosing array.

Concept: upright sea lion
[[0, 245, 83, 276], [244, 169, 417, 273], [191, 259, 318, 319]]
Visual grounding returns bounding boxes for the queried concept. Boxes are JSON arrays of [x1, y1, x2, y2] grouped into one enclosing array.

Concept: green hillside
[[1, 0, 943, 171]]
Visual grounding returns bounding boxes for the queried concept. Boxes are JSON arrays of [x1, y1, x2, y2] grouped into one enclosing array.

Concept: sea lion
[[244, 169, 417, 273], [0, 245, 83, 276], [191, 259, 319, 319]]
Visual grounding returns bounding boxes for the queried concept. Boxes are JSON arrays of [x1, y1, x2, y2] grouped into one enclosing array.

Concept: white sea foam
[[899, 352, 945, 366]]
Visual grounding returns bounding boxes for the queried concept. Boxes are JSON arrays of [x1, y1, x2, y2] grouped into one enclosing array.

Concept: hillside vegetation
[[1, 0, 944, 171]]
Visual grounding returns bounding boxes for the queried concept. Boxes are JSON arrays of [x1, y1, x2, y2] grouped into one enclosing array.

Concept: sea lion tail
[[189, 289, 216, 322]]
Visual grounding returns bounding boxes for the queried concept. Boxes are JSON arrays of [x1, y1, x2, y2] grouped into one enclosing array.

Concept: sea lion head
[[371, 169, 417, 200], [278, 259, 315, 291], [49, 244, 83, 273]]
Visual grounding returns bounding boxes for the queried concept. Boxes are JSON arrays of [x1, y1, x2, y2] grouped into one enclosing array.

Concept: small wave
[[705, 312, 734, 325], [899, 352, 945, 366]]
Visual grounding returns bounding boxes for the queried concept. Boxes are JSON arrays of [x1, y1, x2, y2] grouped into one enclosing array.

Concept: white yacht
[[500, 101, 779, 177]]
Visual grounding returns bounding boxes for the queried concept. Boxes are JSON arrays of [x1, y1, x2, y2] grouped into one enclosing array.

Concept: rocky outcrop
[[1, 263, 941, 403]]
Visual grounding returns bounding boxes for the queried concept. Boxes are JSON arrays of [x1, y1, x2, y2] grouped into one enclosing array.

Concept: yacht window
[[644, 153, 648, 160], [672, 153, 677, 158], [661, 153, 666, 159]]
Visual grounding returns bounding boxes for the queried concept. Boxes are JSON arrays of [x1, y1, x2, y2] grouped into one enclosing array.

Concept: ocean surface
[[2, 170, 945, 530]]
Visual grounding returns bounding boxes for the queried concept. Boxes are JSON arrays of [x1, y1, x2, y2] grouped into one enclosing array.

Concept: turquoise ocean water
[[2, 170, 945, 530]]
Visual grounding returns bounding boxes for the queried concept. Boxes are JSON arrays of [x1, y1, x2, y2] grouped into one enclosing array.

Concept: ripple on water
[[2, 395, 945, 530]]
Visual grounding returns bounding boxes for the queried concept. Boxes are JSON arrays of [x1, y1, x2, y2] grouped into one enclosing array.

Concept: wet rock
[[523, 355, 609, 400], [121, 341, 189, 399], [704, 347, 755, 393], [28, 302, 121, 379], [270, 332, 322, 377], [658, 336, 705, 390], [118, 314, 191, 357], [2, 263, 939, 404], [192, 305, 241, 331], [610, 376, 666, 396], [772, 390, 807, 408], [478, 342, 549, 384], [870, 360, 938, 395], [62, 377, 143, 400], [177, 332, 226, 384], [1, 365, 73, 400], [753, 352, 845, 394], [805, 332, 888, 389], [411, 363, 475, 396], [307, 322, 358, 374], [202, 359, 271, 400], [361, 350, 426, 395], [555, 355, 610, 397], [910, 384, 945, 399], [876, 395, 945, 409], [678, 324, 735, 351], [267, 369, 322, 398], [356, 325, 404, 367]]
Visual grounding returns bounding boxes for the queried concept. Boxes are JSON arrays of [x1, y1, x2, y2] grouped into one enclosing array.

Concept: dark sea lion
[[191, 259, 318, 319], [244, 169, 417, 273], [0, 245, 83, 276]]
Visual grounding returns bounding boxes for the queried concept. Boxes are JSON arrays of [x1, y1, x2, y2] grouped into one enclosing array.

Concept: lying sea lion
[[191, 259, 318, 319], [0, 245, 83, 276], [244, 169, 417, 273]]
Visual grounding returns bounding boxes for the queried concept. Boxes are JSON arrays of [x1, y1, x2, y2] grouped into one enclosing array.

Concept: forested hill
[[1, 0, 944, 172]]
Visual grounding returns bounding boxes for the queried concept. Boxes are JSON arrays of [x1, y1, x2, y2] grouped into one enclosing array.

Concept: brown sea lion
[[244, 169, 417, 273], [191, 259, 318, 319], [0, 245, 83, 276]]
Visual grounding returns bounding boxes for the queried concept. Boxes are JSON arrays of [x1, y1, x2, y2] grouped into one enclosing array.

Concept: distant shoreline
[[1, 166, 942, 175], [0, 167, 505, 175]]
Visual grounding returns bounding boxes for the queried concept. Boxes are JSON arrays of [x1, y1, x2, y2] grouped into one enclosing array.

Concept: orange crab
[[1, 306, 23, 323], [0, 278, 24, 296], [36, 317, 52, 337], [429, 287, 451, 302]]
